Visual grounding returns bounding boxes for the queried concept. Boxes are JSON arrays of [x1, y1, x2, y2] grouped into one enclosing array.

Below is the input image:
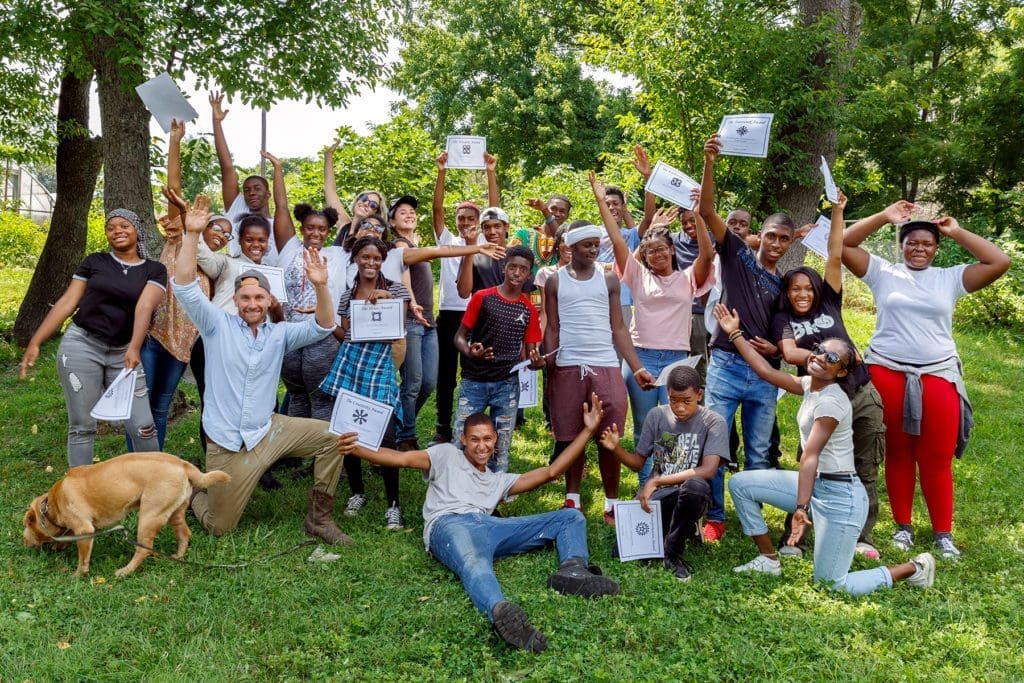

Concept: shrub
[[954, 238, 1024, 333], [85, 210, 109, 255], [0, 211, 46, 267]]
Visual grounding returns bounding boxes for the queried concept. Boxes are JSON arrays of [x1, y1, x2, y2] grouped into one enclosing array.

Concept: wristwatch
[[795, 503, 810, 514]]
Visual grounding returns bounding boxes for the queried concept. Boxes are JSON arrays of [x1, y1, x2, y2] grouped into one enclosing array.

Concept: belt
[[818, 472, 857, 482]]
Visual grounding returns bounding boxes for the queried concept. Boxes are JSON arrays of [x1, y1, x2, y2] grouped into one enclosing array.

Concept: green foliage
[[85, 210, 108, 255], [0, 211, 46, 267]]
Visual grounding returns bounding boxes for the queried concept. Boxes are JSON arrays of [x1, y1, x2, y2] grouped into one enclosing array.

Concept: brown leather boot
[[304, 488, 353, 545]]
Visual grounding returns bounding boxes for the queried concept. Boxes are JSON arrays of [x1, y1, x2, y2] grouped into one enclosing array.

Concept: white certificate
[[716, 114, 775, 158], [820, 155, 838, 203], [328, 389, 394, 450], [135, 72, 199, 134], [654, 356, 702, 386], [90, 368, 137, 422], [644, 161, 700, 210], [614, 500, 664, 561], [801, 214, 832, 259], [350, 299, 405, 341], [445, 136, 487, 169], [241, 263, 287, 303], [517, 369, 539, 408]]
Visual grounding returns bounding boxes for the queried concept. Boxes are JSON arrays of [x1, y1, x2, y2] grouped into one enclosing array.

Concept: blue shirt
[[174, 279, 334, 451], [598, 226, 640, 306]]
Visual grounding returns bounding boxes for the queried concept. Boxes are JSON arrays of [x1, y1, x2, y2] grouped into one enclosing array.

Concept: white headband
[[565, 225, 603, 246]]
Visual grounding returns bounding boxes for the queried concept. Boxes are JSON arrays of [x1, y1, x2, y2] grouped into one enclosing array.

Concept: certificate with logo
[[350, 299, 405, 341], [716, 113, 775, 158], [614, 500, 664, 561], [241, 263, 288, 303], [90, 368, 137, 421], [517, 369, 539, 408], [328, 389, 394, 450], [801, 214, 832, 259], [445, 135, 487, 169], [644, 161, 700, 210]]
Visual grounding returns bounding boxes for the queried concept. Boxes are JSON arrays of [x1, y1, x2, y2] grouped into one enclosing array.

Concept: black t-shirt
[[470, 254, 535, 295], [71, 252, 168, 345], [331, 221, 353, 248], [710, 230, 781, 353], [407, 259, 435, 325], [460, 288, 542, 382], [770, 281, 871, 390]]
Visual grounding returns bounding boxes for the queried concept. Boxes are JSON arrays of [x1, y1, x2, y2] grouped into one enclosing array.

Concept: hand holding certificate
[[328, 390, 394, 450], [350, 299, 405, 341], [613, 500, 664, 561], [820, 155, 839, 203], [445, 136, 487, 169], [800, 214, 832, 259], [644, 161, 700, 210], [90, 368, 137, 422], [716, 114, 775, 158]]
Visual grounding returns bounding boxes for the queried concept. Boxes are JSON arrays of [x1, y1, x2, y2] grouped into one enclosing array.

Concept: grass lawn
[[2, 299, 1024, 680]]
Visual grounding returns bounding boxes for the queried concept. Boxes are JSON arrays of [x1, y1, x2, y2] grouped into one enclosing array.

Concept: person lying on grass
[[335, 394, 619, 653], [598, 365, 728, 582], [713, 304, 937, 595]]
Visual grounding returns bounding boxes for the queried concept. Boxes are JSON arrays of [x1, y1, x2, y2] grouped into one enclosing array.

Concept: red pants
[[868, 364, 958, 533]]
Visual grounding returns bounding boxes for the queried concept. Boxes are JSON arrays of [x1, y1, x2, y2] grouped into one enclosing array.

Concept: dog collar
[[38, 496, 68, 537]]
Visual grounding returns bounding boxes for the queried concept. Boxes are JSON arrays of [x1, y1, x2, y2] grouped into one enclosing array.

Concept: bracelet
[[544, 215, 556, 224], [728, 330, 743, 342], [633, 366, 648, 377]]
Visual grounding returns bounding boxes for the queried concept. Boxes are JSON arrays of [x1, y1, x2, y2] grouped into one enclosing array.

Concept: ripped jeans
[[452, 377, 519, 473], [57, 323, 158, 468]]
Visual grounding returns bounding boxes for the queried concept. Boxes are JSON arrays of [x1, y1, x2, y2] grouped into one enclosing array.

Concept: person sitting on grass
[[598, 365, 728, 582], [334, 394, 619, 654]]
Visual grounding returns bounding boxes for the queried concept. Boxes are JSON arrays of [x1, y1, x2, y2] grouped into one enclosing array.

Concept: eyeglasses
[[811, 343, 846, 368], [356, 194, 381, 211], [207, 223, 234, 242], [357, 220, 386, 234], [645, 245, 672, 256]]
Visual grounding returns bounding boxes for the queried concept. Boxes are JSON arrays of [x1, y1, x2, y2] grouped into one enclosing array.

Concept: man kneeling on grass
[[335, 394, 618, 653]]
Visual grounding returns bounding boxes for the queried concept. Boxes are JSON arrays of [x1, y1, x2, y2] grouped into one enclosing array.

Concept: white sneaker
[[905, 552, 936, 589], [733, 554, 782, 576], [934, 535, 961, 560], [385, 504, 403, 531], [892, 527, 914, 551], [855, 542, 881, 560], [778, 545, 804, 559], [344, 493, 367, 517]]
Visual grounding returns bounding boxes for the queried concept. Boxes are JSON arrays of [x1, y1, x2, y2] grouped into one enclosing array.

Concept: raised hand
[[170, 118, 185, 142], [582, 393, 605, 433], [479, 242, 506, 260], [303, 247, 329, 287], [882, 199, 917, 225], [436, 151, 448, 170], [934, 216, 961, 237], [651, 206, 679, 230], [713, 303, 741, 335], [484, 152, 497, 171], [589, 171, 606, 200], [261, 150, 282, 168], [833, 188, 848, 211], [598, 424, 620, 451], [704, 133, 722, 162], [526, 197, 546, 213], [209, 91, 228, 122], [632, 145, 652, 179], [795, 222, 816, 240]]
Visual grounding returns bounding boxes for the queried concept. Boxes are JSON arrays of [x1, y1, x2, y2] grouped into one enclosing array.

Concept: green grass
[[3, 298, 1024, 679]]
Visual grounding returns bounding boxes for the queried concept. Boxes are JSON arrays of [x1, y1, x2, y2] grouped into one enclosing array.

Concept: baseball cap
[[480, 206, 509, 224]]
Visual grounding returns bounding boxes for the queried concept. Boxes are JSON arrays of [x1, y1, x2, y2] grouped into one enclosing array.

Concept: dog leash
[[51, 526, 317, 570]]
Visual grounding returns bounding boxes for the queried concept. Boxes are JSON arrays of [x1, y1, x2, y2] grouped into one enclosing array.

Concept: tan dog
[[23, 452, 230, 577]]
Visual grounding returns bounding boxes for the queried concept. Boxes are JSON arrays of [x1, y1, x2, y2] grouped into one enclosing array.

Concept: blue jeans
[[729, 470, 892, 596], [453, 377, 519, 472], [398, 322, 438, 442], [623, 348, 688, 488], [428, 508, 589, 619], [128, 336, 187, 451], [705, 348, 779, 523]]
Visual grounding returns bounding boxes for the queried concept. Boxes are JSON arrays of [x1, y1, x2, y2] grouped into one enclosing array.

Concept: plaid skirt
[[319, 340, 403, 424]]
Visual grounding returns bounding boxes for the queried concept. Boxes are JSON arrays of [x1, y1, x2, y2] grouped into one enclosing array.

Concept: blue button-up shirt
[[174, 279, 334, 451]]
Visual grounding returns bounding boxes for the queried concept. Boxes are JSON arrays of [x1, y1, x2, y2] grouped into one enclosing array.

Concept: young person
[[334, 396, 619, 653], [599, 366, 728, 581], [453, 246, 545, 472], [715, 305, 938, 595]]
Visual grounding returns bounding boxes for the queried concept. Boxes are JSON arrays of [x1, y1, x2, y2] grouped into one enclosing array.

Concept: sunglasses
[[356, 194, 381, 211], [811, 343, 846, 368], [207, 223, 234, 242], [357, 220, 386, 234]]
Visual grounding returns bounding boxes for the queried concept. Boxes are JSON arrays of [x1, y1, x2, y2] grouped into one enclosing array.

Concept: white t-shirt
[[345, 246, 406, 288], [863, 254, 967, 364], [277, 237, 349, 324], [225, 194, 280, 266], [421, 444, 520, 550], [196, 241, 258, 315], [796, 377, 854, 474], [437, 228, 486, 311]]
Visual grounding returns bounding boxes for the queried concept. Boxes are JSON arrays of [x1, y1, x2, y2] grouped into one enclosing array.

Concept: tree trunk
[[86, 24, 161, 257], [13, 72, 103, 346]]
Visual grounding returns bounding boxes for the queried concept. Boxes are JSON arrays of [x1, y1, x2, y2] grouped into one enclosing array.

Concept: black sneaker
[[663, 555, 692, 582], [491, 601, 548, 653], [547, 557, 620, 598]]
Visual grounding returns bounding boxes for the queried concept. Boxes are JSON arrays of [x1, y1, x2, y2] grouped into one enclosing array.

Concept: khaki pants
[[851, 381, 886, 545], [192, 414, 342, 536]]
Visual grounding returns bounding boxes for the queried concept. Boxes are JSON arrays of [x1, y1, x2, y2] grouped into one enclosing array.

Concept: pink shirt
[[618, 252, 714, 351]]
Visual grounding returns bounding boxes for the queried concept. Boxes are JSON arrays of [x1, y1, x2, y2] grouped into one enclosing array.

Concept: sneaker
[[344, 494, 367, 517], [855, 542, 881, 560], [702, 520, 726, 543], [385, 504, 403, 530], [547, 557, 620, 597], [491, 601, 548, 653], [663, 555, 692, 582], [733, 554, 782, 576], [778, 544, 804, 559], [934, 535, 961, 560], [603, 509, 616, 526], [905, 552, 936, 589], [892, 527, 914, 551]]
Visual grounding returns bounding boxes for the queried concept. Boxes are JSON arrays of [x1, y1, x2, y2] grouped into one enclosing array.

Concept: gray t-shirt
[[421, 444, 521, 550], [636, 405, 730, 476]]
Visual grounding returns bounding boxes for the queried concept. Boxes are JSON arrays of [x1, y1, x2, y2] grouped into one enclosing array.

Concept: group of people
[[18, 97, 1011, 651]]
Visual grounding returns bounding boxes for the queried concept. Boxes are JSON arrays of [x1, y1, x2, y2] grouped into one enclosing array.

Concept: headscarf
[[105, 208, 150, 259]]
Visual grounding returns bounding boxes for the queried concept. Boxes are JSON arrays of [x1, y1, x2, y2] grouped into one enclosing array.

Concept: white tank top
[[555, 266, 619, 367]]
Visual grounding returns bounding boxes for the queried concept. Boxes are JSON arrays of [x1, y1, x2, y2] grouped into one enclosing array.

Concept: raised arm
[[262, 151, 296, 249], [713, 304, 802, 395], [690, 188, 714, 288], [433, 152, 449, 239], [485, 153, 499, 207], [335, 434, 432, 470], [510, 396, 603, 494], [303, 247, 336, 329], [323, 141, 350, 223], [937, 217, 1011, 293], [209, 91, 238, 209], [632, 146, 655, 237], [841, 200, 916, 277], [164, 188, 213, 287], [590, 171, 629, 272], [699, 134, 728, 243], [167, 119, 185, 222], [824, 189, 847, 292]]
